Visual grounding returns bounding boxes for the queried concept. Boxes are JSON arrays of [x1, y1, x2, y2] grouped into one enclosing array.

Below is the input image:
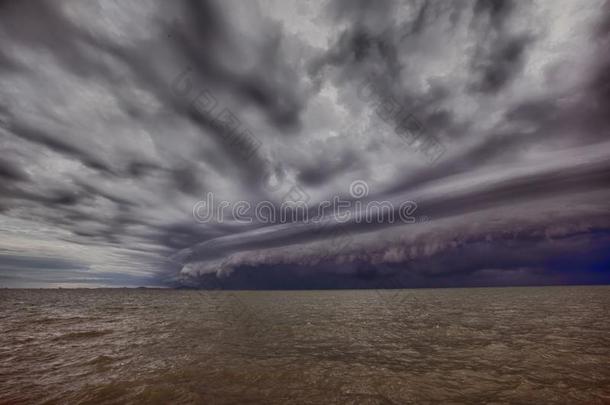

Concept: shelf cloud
[[0, 0, 608, 288]]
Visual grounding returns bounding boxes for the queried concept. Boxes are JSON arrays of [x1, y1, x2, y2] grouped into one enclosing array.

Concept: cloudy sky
[[0, 0, 609, 288]]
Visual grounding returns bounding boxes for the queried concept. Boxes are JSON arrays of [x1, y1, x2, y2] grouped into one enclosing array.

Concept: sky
[[0, 0, 609, 288]]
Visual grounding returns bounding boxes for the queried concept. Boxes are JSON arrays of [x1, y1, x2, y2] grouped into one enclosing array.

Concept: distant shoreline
[[2, 283, 609, 291]]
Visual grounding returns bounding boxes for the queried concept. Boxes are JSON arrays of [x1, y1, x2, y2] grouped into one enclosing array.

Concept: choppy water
[[0, 286, 609, 404]]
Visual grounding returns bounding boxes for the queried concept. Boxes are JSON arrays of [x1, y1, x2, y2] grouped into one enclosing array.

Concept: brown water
[[0, 286, 609, 404]]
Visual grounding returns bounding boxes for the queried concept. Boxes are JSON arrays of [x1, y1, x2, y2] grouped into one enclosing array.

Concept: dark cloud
[[473, 0, 514, 26], [468, 34, 532, 94], [0, 157, 28, 182], [0, 254, 85, 270], [296, 148, 359, 186], [0, 0, 608, 288]]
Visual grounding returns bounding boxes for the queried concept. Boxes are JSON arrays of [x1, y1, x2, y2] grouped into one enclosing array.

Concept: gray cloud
[[0, 0, 608, 288]]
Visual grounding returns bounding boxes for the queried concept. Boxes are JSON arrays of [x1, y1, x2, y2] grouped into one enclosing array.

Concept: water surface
[[1, 286, 609, 404]]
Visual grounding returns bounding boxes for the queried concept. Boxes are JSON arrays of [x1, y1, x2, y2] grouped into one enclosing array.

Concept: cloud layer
[[0, 0, 609, 288]]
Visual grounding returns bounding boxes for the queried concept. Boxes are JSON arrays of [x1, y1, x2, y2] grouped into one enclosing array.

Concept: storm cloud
[[0, 0, 608, 288]]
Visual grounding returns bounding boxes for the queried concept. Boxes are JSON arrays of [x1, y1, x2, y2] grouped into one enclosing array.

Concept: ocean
[[1, 286, 609, 404]]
